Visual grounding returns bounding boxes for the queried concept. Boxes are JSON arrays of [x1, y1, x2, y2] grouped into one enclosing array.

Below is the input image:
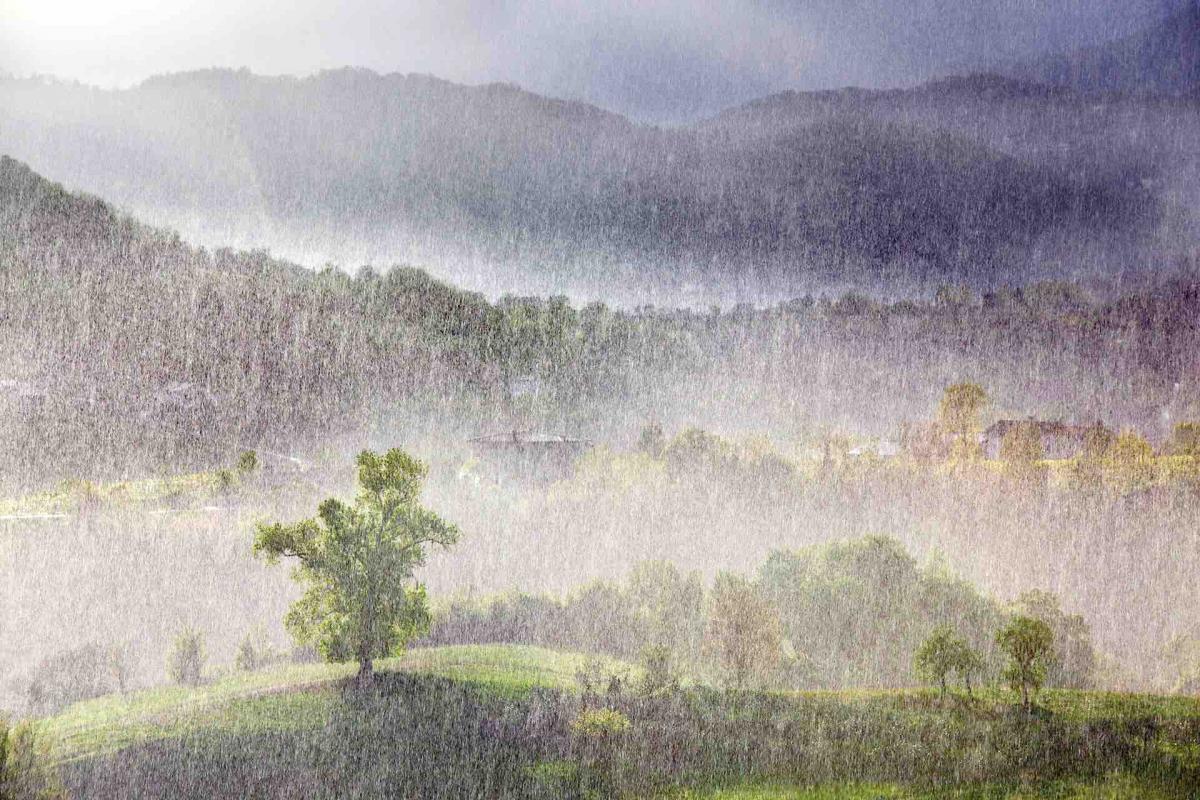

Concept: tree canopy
[[254, 448, 459, 685], [997, 615, 1056, 710]]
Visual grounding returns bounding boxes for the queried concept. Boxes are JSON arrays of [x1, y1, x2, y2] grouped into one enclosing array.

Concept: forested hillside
[[0, 155, 509, 478], [1, 69, 1192, 301], [2, 156, 1200, 486]]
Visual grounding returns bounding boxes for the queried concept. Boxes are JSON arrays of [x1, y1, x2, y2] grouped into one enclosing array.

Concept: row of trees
[[916, 617, 1056, 710], [247, 447, 1095, 704]]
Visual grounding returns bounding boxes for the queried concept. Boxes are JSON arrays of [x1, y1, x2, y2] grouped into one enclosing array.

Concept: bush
[[19, 643, 118, 715], [575, 657, 627, 705], [0, 717, 64, 799], [234, 628, 280, 673], [213, 469, 236, 494], [236, 450, 259, 474], [167, 627, 206, 686], [571, 707, 630, 739], [638, 645, 680, 698]]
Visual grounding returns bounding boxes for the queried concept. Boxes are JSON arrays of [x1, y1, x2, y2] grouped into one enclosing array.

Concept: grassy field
[[662, 777, 1197, 799], [44, 644, 629, 764], [39, 645, 1200, 799], [0, 470, 238, 516]]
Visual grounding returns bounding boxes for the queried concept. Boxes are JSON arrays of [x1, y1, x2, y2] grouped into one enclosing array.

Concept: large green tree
[[254, 449, 459, 687]]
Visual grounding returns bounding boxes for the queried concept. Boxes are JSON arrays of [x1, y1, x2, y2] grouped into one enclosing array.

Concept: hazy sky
[[0, 0, 1183, 120]]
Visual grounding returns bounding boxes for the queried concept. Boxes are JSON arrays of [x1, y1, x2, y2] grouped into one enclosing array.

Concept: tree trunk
[[1021, 682, 1030, 711], [356, 657, 374, 690], [940, 676, 947, 705], [965, 673, 973, 698]]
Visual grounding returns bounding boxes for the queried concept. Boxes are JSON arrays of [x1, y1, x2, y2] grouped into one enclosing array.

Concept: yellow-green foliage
[[571, 707, 631, 738], [0, 469, 244, 516]]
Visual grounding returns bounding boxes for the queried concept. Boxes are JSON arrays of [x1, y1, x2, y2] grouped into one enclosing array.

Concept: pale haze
[[0, 0, 1181, 119], [3, 2, 1200, 797]]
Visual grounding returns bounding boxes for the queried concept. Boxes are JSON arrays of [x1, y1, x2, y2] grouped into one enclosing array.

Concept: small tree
[[254, 449, 459, 688], [1000, 423, 1046, 484], [234, 627, 277, 673], [938, 383, 988, 460], [1017, 589, 1096, 689], [637, 422, 666, 459], [996, 616, 1055, 711], [703, 573, 782, 691], [1082, 423, 1116, 460], [107, 642, 133, 694], [1, 718, 65, 799], [167, 627, 205, 687], [637, 644, 680, 698], [951, 640, 985, 698], [1106, 430, 1155, 494], [914, 626, 960, 703]]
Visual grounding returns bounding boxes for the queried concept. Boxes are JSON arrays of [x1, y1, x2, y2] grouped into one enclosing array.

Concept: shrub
[[0, 717, 65, 799], [106, 641, 134, 694], [575, 657, 627, 705], [19, 643, 116, 715], [236, 449, 259, 474], [637, 645, 680, 698], [213, 468, 236, 494], [167, 627, 206, 686], [234, 628, 280, 672], [571, 707, 631, 739]]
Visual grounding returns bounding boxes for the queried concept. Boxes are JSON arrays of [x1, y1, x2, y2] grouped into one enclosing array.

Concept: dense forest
[[2, 156, 1199, 485]]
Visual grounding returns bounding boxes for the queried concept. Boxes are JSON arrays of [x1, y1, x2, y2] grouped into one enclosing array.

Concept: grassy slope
[[43, 644, 1200, 798], [6, 452, 1194, 517], [778, 686, 1200, 723], [0, 470, 237, 516], [44, 645, 628, 764], [674, 777, 1194, 799]]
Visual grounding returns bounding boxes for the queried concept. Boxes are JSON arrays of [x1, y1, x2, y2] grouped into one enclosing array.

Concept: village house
[[981, 419, 1111, 460], [468, 430, 593, 484]]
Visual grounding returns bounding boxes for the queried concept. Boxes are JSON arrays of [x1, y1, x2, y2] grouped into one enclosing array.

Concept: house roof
[[470, 430, 592, 446], [983, 419, 1103, 439]]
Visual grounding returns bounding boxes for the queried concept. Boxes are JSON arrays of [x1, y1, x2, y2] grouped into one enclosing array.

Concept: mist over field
[[3, 3, 1200, 799]]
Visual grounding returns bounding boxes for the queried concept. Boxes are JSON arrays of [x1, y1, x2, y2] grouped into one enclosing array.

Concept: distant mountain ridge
[[0, 67, 1195, 303], [1011, 2, 1200, 97]]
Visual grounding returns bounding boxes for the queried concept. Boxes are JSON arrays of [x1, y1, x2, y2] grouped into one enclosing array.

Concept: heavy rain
[[1, 1, 1200, 798]]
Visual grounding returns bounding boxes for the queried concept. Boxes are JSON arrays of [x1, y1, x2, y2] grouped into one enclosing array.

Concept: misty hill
[[3, 155, 1199, 488], [1, 68, 1190, 302], [0, 155, 510, 480], [1011, 2, 1200, 98]]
